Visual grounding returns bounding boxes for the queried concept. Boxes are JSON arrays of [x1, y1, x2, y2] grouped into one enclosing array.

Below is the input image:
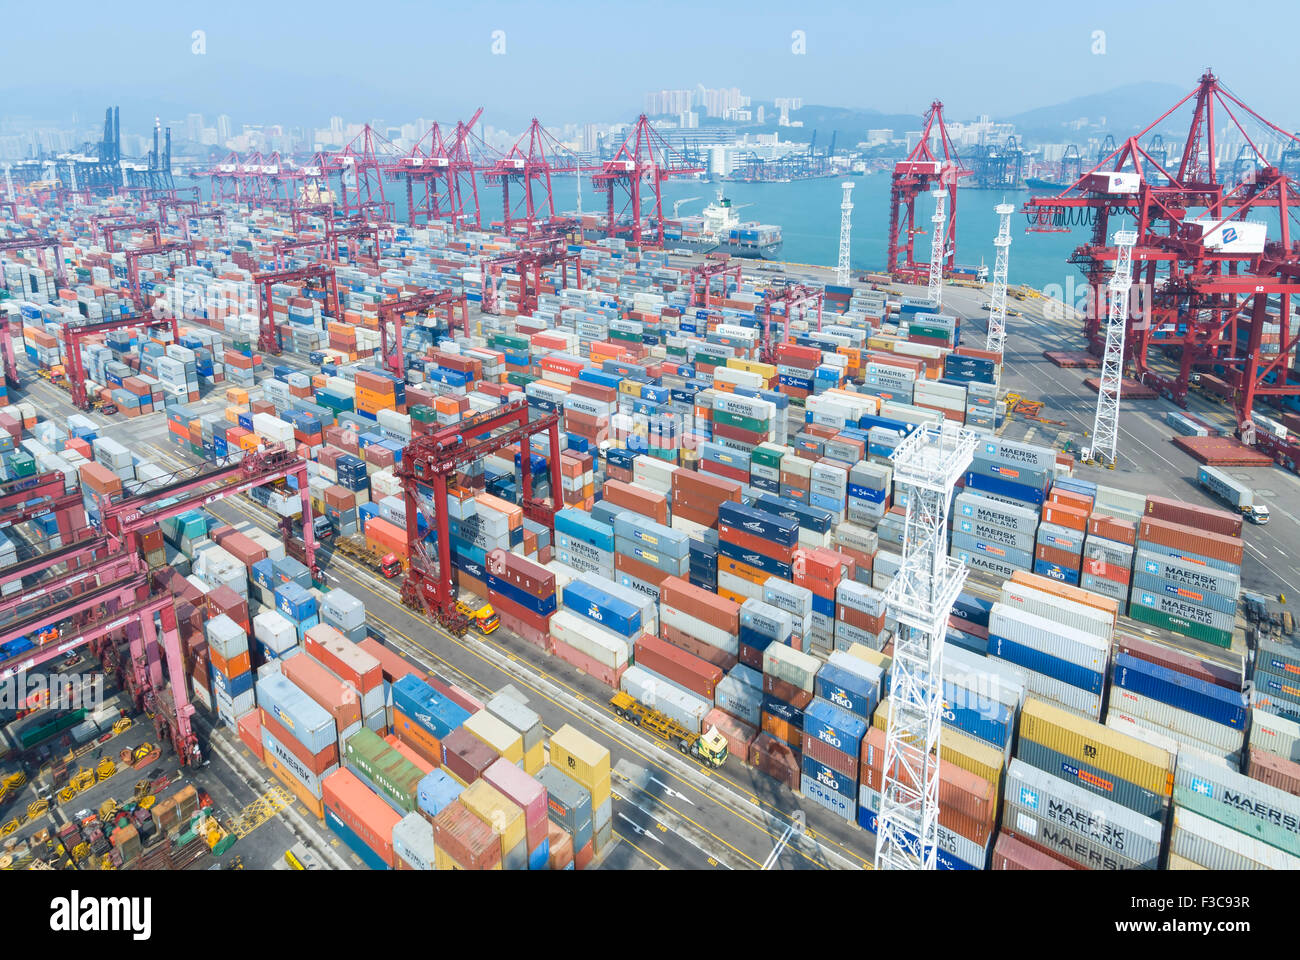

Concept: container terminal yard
[[0, 77, 1298, 877]]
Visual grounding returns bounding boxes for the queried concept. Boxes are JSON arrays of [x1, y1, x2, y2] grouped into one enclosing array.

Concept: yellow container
[[463, 710, 524, 765], [1167, 851, 1208, 871], [460, 779, 526, 854], [1020, 697, 1173, 797], [523, 742, 545, 776], [548, 724, 610, 789], [845, 643, 891, 675], [589, 771, 611, 811], [434, 846, 462, 870], [872, 699, 1003, 791], [726, 357, 777, 380]]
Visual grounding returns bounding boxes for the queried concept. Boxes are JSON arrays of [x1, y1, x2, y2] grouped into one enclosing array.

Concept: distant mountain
[[1002, 82, 1188, 141]]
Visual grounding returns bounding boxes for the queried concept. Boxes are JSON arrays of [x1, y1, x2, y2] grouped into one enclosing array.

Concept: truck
[[331, 535, 405, 579], [609, 691, 729, 768], [454, 599, 500, 636], [1197, 465, 1270, 524]]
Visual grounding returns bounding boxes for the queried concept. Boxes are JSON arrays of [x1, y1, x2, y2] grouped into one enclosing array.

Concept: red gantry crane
[[1023, 69, 1300, 455], [394, 109, 485, 228], [593, 115, 704, 245], [328, 125, 399, 222], [376, 289, 471, 376], [758, 283, 826, 364], [397, 399, 563, 634], [253, 264, 340, 355], [480, 118, 585, 237], [62, 313, 180, 411], [103, 219, 162, 254], [689, 254, 743, 308], [125, 240, 196, 301], [885, 100, 971, 282], [481, 231, 583, 317]]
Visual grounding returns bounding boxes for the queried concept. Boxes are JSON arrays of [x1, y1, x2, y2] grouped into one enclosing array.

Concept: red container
[[384, 734, 436, 775], [1247, 748, 1300, 795], [322, 768, 401, 868], [1087, 514, 1137, 546], [259, 707, 339, 775], [496, 607, 553, 651], [488, 588, 553, 637], [282, 652, 363, 728], [547, 820, 574, 869], [487, 549, 555, 600], [715, 525, 795, 564], [440, 727, 497, 786], [762, 674, 814, 709], [602, 479, 668, 525], [672, 469, 741, 507], [1145, 494, 1243, 539], [802, 728, 858, 779], [761, 711, 802, 750], [237, 709, 263, 761], [304, 625, 383, 694], [206, 584, 250, 633], [1036, 543, 1082, 569], [1137, 517, 1243, 566], [659, 576, 740, 635], [738, 643, 764, 671], [551, 634, 628, 689], [1041, 502, 1089, 532], [749, 733, 800, 790], [392, 706, 442, 768], [358, 637, 426, 685], [483, 758, 548, 849], [211, 530, 268, 567], [660, 623, 737, 671], [209, 647, 250, 680], [1048, 488, 1094, 513], [702, 707, 755, 764], [1113, 633, 1240, 690], [633, 635, 723, 699], [836, 604, 886, 634], [991, 830, 1078, 870], [859, 727, 995, 844]]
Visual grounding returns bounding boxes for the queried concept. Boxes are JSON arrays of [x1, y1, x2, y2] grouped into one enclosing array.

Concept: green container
[[609, 329, 641, 344], [490, 333, 530, 352], [665, 345, 688, 359], [410, 405, 436, 423], [10, 450, 35, 478], [908, 324, 954, 341], [750, 444, 788, 470], [1174, 784, 1300, 858], [344, 728, 422, 814], [1127, 603, 1233, 649], [506, 372, 535, 388], [712, 409, 768, 434], [19, 709, 86, 749], [694, 352, 728, 368]]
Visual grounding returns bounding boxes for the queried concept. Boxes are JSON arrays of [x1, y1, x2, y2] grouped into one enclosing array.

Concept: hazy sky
[[3, 0, 1291, 130]]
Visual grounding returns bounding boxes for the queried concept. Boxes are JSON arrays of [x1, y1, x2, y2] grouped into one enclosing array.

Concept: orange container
[[392, 706, 443, 768], [1040, 502, 1088, 532]]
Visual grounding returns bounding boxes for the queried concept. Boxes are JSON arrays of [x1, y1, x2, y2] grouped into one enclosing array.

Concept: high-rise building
[[645, 89, 694, 117], [679, 111, 699, 130], [185, 113, 204, 143], [582, 123, 600, 153], [756, 105, 765, 124], [216, 114, 233, 142]]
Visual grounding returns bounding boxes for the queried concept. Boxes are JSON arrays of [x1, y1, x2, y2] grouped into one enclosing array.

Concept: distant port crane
[[886, 100, 971, 282], [592, 115, 704, 244], [1023, 69, 1300, 458]]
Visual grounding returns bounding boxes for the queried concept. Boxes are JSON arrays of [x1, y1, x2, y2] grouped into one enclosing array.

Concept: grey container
[[487, 694, 545, 753], [1170, 800, 1300, 870], [1130, 573, 1237, 616], [1134, 549, 1240, 598], [948, 533, 1034, 570], [950, 547, 1027, 581], [1173, 746, 1300, 855], [322, 589, 367, 631], [392, 812, 437, 870], [954, 517, 1036, 552], [535, 765, 593, 833], [1005, 759, 1161, 868], [620, 665, 710, 734]]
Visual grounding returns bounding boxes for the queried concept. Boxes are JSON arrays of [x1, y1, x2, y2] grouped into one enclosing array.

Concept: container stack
[[800, 658, 875, 824], [205, 614, 254, 730], [431, 798, 502, 869], [536, 761, 594, 869], [483, 757, 550, 869], [343, 727, 424, 815], [486, 692, 546, 775], [304, 624, 386, 732], [758, 640, 820, 781], [549, 725, 613, 864], [321, 768, 403, 870], [282, 644, 364, 755], [988, 573, 1116, 721], [273, 580, 319, 643], [256, 672, 340, 820], [485, 548, 556, 650], [460, 778, 529, 870], [950, 489, 1039, 581], [658, 576, 741, 673], [391, 674, 472, 769], [1168, 747, 1300, 868], [1252, 637, 1300, 724], [952, 436, 1054, 579], [834, 579, 887, 653], [1035, 483, 1091, 586], [552, 580, 635, 688], [715, 501, 799, 605], [612, 510, 689, 600]]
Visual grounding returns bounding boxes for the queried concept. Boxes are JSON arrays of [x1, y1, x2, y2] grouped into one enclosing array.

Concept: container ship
[[578, 190, 783, 260]]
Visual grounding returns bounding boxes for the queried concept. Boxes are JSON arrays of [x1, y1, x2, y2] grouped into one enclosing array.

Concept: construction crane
[[876, 421, 976, 870], [592, 115, 704, 244], [0, 235, 66, 291], [1082, 229, 1138, 468], [252, 265, 340, 355], [398, 400, 563, 634], [837, 182, 855, 287], [377, 289, 471, 376], [984, 202, 1015, 355], [886, 101, 970, 282], [1022, 69, 1300, 454]]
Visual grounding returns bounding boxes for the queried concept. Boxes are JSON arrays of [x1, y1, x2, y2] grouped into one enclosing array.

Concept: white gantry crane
[[1086, 229, 1139, 468], [876, 421, 976, 870], [927, 188, 947, 309], [836, 181, 854, 286], [985, 202, 1014, 354]]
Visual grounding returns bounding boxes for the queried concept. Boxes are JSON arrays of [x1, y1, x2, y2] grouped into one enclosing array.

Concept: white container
[[620, 665, 709, 734], [549, 610, 630, 669], [996, 584, 1115, 641], [1170, 804, 1300, 870], [253, 610, 298, 655], [988, 604, 1110, 673], [1108, 688, 1246, 754], [1250, 707, 1300, 763]]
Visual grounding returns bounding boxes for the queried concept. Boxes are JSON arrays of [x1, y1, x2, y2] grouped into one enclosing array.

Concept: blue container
[[813, 664, 878, 720], [800, 754, 856, 799], [752, 493, 835, 534], [209, 663, 255, 699], [393, 675, 472, 740], [855, 805, 979, 870], [947, 628, 989, 655], [255, 673, 336, 754], [416, 769, 463, 820], [1033, 557, 1081, 586], [718, 540, 793, 580], [274, 582, 318, 621], [1112, 652, 1248, 728], [963, 471, 1046, 506], [486, 573, 558, 616], [940, 682, 1015, 750], [738, 627, 776, 654], [555, 509, 614, 552], [528, 838, 550, 871], [325, 807, 390, 871], [987, 634, 1104, 695], [803, 698, 869, 754], [761, 693, 805, 729], [810, 592, 835, 619], [562, 581, 641, 638], [950, 592, 993, 631], [717, 501, 799, 547], [251, 558, 275, 592]]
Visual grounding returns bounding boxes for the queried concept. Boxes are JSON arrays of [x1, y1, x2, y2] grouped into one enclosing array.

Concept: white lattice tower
[[1089, 229, 1139, 467], [985, 202, 1014, 354], [927, 189, 947, 308], [875, 421, 976, 871], [836, 181, 854, 286]]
